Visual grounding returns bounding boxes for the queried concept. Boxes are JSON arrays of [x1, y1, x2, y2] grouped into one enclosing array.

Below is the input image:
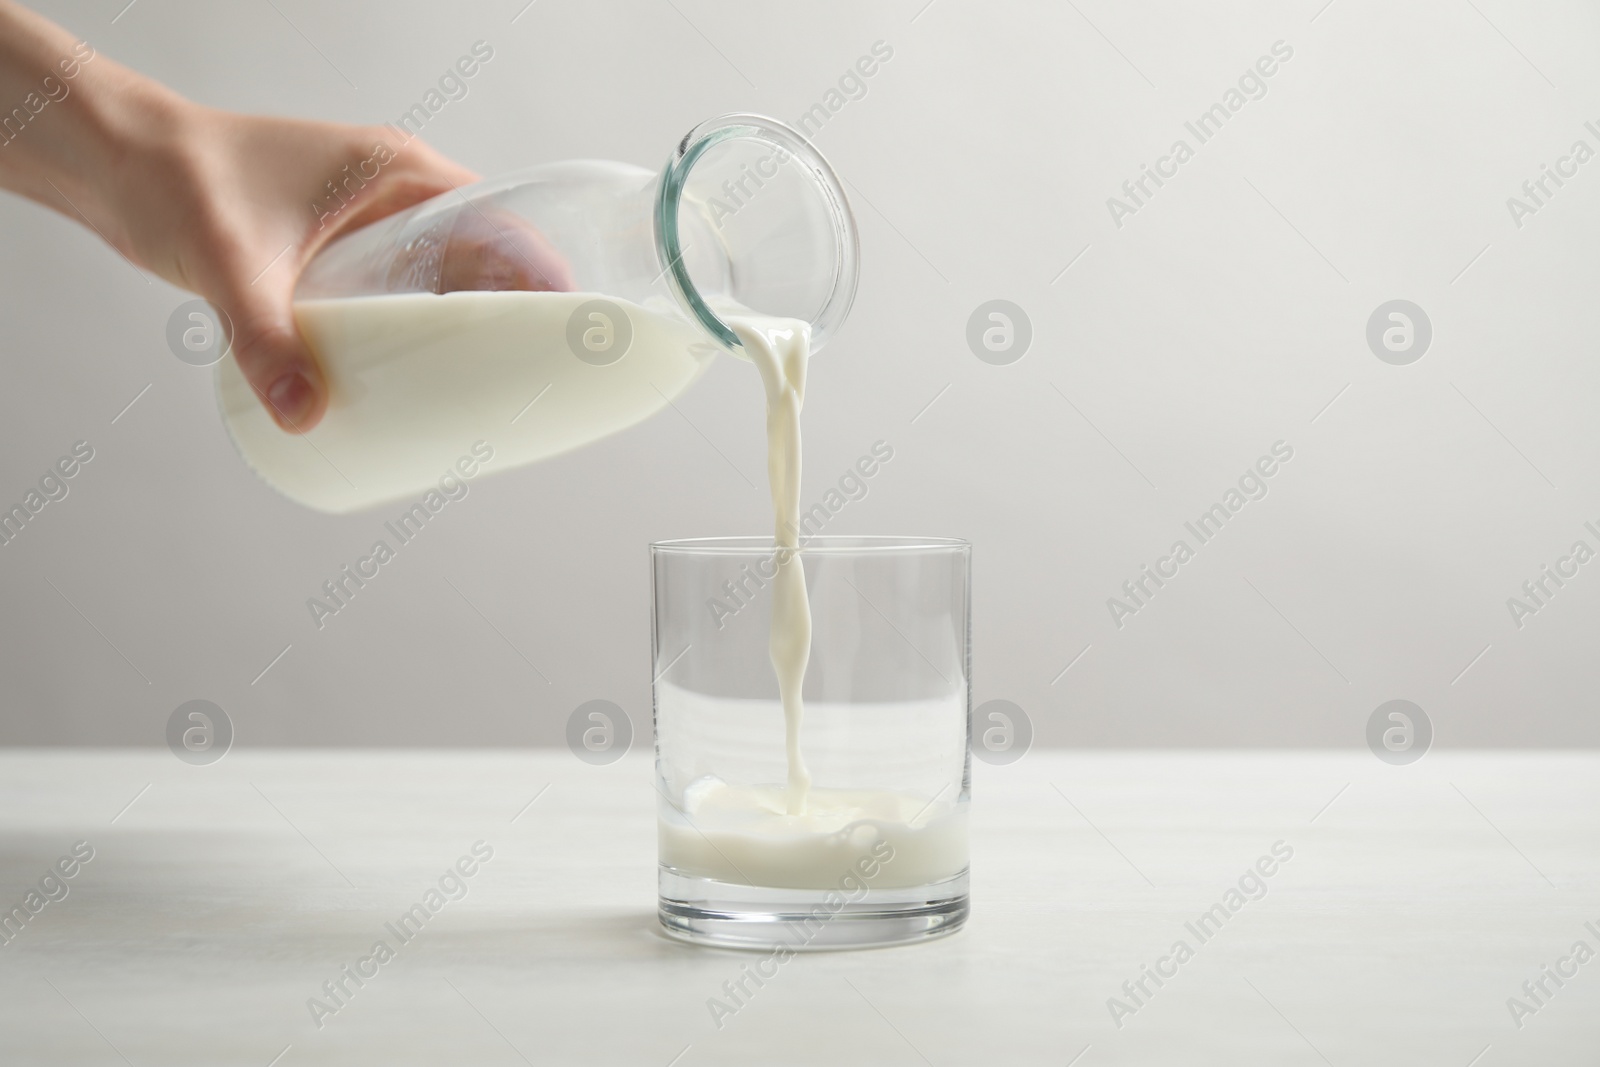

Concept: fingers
[[224, 295, 329, 434], [219, 134, 472, 435]]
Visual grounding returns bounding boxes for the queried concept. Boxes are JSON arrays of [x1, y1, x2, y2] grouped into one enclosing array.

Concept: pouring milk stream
[[729, 315, 813, 815]]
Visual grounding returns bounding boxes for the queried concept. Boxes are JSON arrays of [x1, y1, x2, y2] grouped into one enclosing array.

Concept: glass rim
[[654, 112, 860, 355], [650, 535, 969, 555]]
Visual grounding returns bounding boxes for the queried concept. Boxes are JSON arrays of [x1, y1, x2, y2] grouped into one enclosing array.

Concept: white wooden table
[[0, 750, 1594, 1065]]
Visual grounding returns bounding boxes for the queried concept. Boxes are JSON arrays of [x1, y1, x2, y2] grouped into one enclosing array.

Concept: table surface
[[0, 749, 1595, 1066]]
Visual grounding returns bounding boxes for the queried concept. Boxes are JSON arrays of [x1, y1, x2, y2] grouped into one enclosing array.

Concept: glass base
[[658, 868, 969, 950]]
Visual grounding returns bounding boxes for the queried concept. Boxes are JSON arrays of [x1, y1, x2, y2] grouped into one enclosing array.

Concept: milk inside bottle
[[218, 289, 718, 513]]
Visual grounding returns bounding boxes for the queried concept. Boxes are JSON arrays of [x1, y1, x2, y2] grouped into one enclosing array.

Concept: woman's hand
[[0, 1, 569, 434]]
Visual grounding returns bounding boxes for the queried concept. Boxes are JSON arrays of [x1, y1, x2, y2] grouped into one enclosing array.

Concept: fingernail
[[266, 371, 315, 430]]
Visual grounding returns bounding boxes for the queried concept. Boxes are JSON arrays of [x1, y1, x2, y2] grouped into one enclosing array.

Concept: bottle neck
[[653, 114, 859, 355]]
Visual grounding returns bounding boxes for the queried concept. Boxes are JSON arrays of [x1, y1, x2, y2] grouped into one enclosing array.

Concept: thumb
[[221, 287, 328, 434]]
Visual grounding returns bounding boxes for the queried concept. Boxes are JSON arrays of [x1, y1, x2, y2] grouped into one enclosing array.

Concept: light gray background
[[2, 0, 1596, 747]]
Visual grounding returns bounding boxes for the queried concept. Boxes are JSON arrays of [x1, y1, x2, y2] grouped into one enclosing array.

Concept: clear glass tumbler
[[651, 536, 971, 949]]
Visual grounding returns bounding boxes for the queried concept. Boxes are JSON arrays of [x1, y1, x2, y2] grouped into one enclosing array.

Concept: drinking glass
[[651, 536, 971, 949]]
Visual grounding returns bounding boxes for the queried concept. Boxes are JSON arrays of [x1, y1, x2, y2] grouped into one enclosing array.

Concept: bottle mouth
[[654, 114, 860, 354]]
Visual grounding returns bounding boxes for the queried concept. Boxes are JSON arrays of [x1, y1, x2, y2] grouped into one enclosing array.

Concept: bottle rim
[[654, 113, 860, 354]]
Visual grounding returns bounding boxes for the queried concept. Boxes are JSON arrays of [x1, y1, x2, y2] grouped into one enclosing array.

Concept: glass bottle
[[215, 113, 859, 513]]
